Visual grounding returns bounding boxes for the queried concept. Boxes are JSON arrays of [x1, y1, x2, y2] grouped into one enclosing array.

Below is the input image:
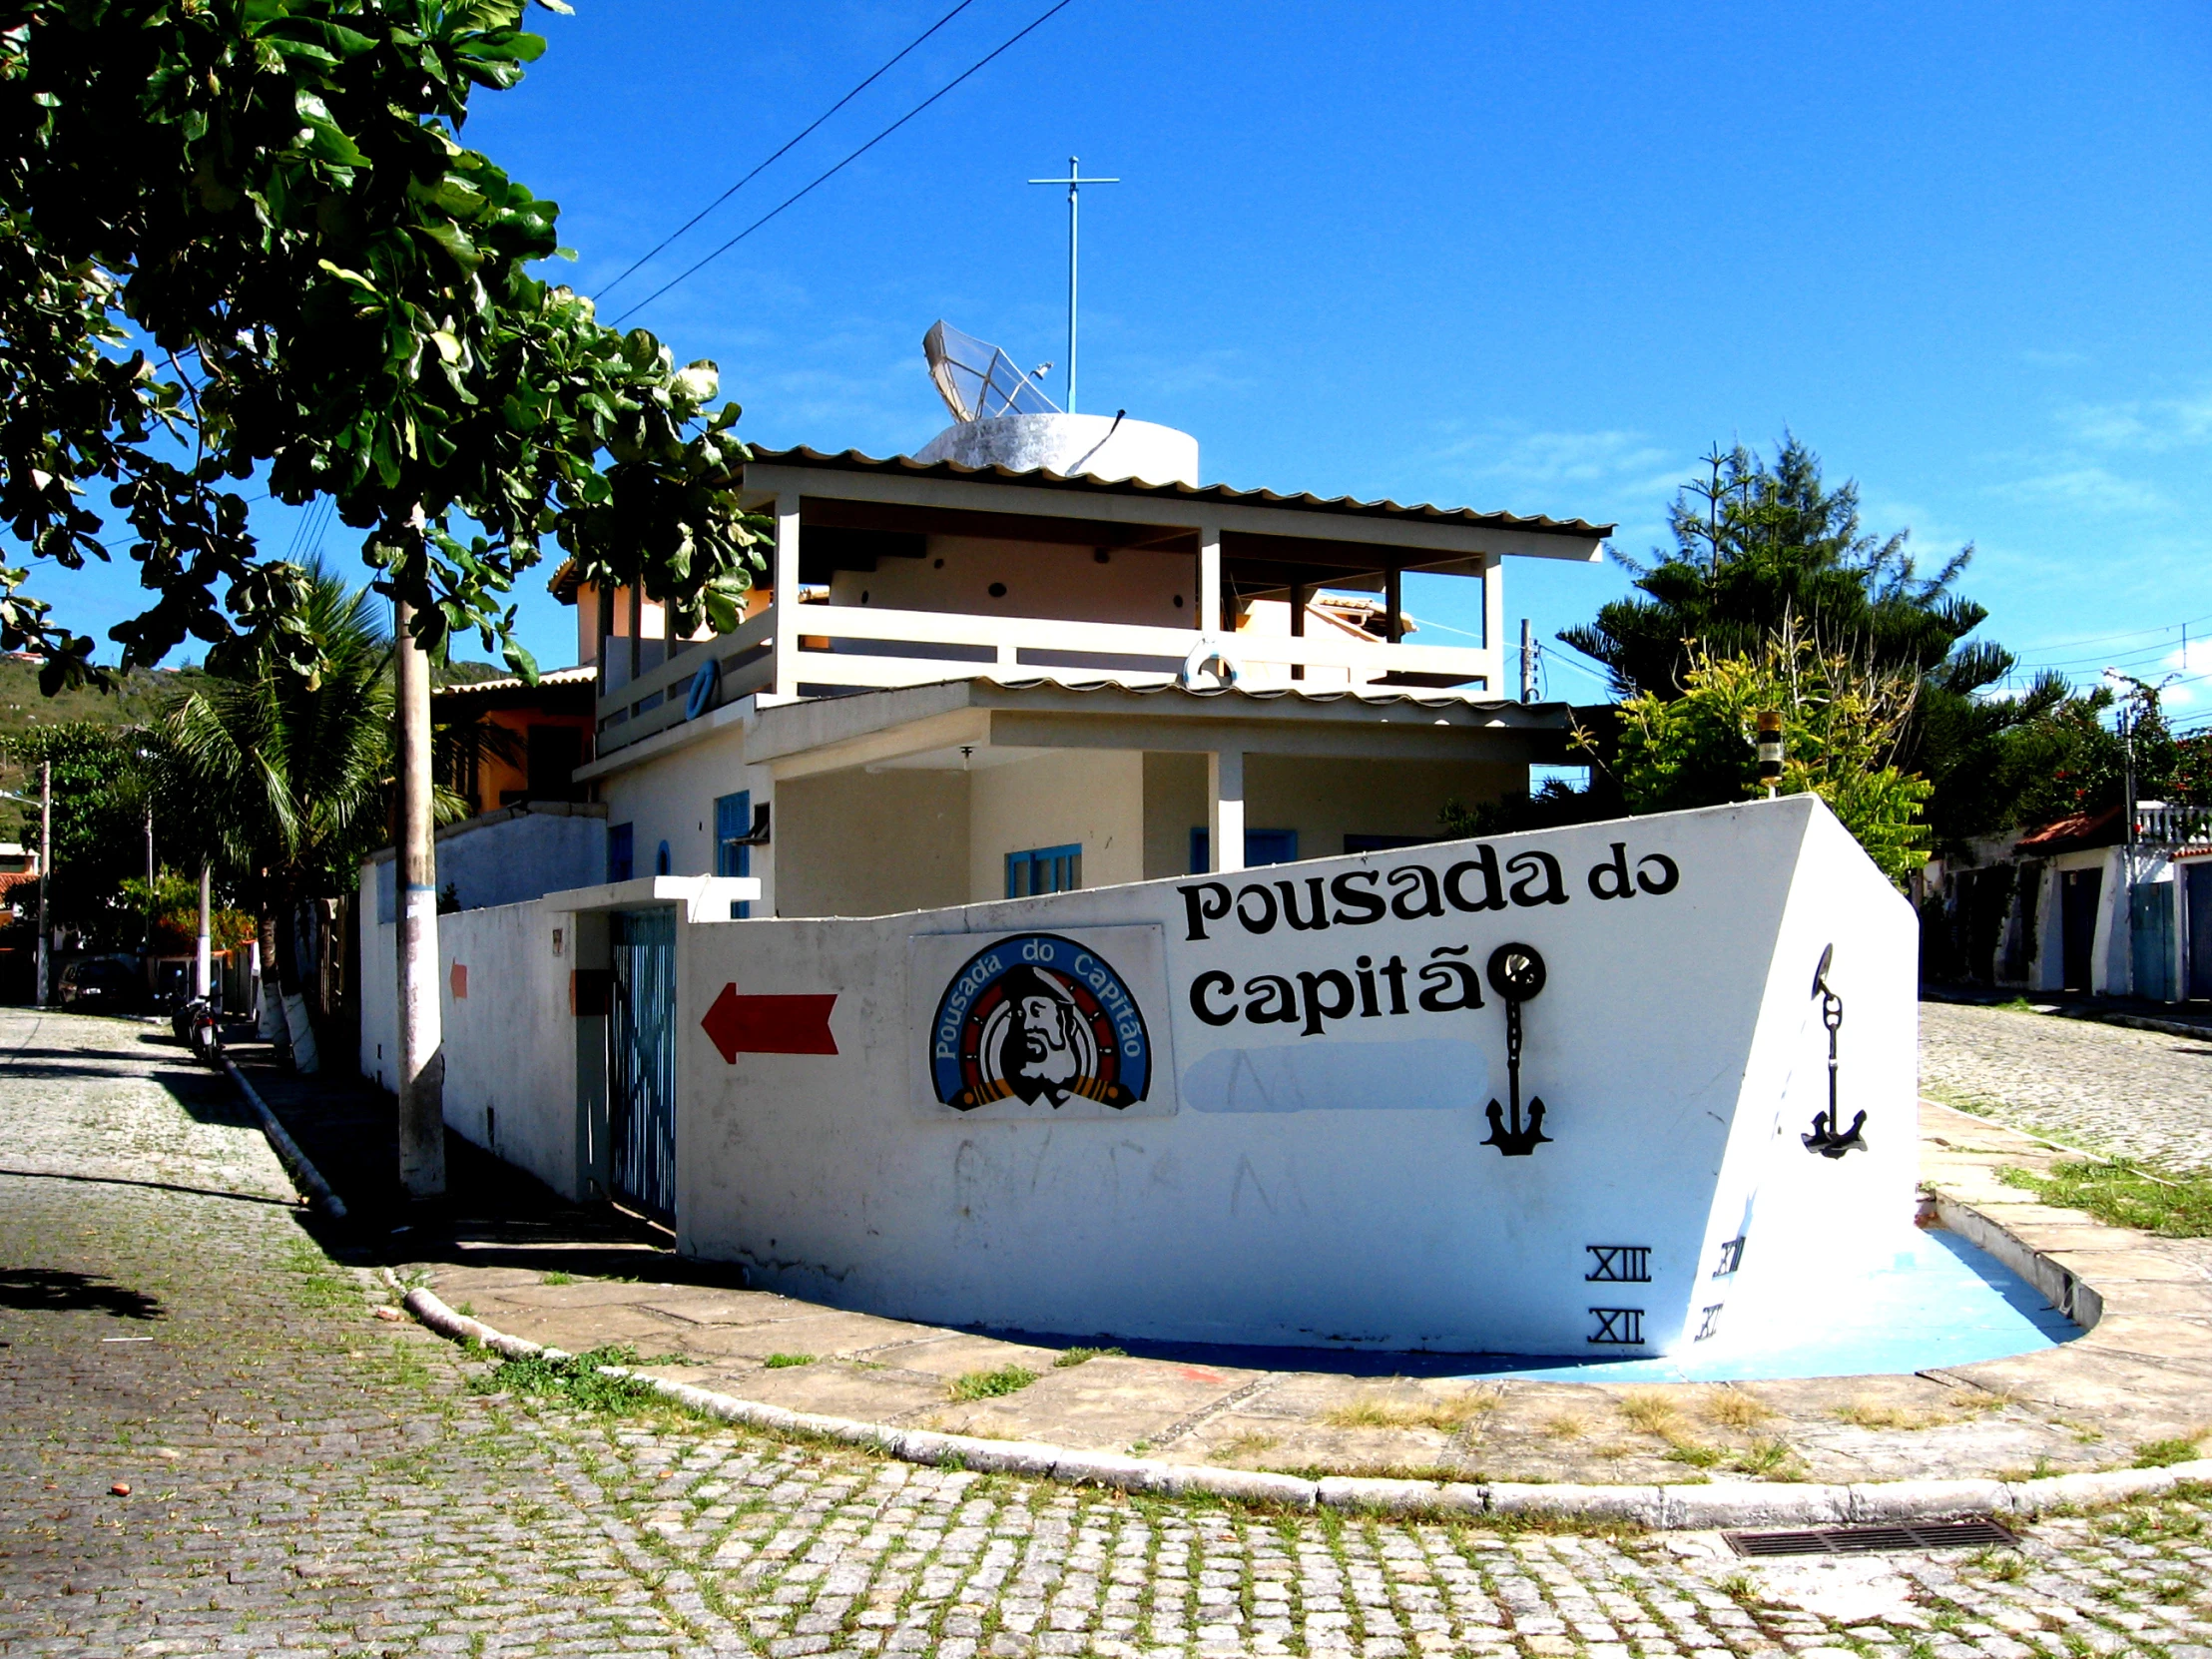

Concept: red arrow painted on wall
[[701, 982, 838, 1061]]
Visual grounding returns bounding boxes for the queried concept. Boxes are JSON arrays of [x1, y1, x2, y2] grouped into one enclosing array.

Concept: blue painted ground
[[1457, 1227, 2079, 1383]]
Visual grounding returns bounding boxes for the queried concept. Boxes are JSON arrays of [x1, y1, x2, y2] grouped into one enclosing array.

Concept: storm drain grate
[[1724, 1518, 2017, 1557]]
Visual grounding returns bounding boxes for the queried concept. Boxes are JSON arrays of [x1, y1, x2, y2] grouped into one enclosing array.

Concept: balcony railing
[[595, 601, 1502, 754], [2135, 803, 2212, 847]]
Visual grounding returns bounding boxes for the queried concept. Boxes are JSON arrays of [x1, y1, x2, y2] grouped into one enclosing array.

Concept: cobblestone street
[[6, 1010, 2212, 1657], [1920, 1002, 2212, 1173]]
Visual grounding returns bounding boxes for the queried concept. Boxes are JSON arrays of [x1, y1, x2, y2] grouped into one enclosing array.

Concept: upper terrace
[[562, 444, 1612, 756]]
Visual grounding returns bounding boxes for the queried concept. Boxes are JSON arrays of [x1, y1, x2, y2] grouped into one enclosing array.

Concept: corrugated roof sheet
[[744, 444, 1615, 539], [964, 673, 1541, 714], [434, 665, 598, 697]]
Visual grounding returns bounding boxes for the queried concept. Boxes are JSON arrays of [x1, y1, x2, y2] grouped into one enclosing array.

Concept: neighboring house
[[541, 426, 1608, 914], [435, 665, 598, 816], [1922, 802, 2212, 1002]]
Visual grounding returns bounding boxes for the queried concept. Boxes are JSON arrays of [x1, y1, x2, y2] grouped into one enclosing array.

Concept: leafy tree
[[1561, 436, 1980, 699], [0, 0, 767, 682], [0, 722, 161, 945], [1561, 435, 2115, 852], [158, 560, 393, 1022], [1613, 634, 1933, 883]]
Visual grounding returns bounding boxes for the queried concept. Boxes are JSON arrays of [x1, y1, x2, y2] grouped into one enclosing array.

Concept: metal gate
[[609, 907, 678, 1223]]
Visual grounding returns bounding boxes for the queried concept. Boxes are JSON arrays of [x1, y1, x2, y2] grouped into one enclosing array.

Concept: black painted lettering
[[1588, 841, 1635, 900], [1354, 956, 1381, 1017], [1243, 974, 1300, 1024], [1387, 862, 1445, 919], [1190, 970, 1238, 1026], [1443, 845, 1508, 912], [1379, 954, 1410, 1014], [1296, 969, 1357, 1036], [1637, 852, 1681, 895], [1276, 876, 1331, 931], [1507, 849, 1570, 906], [1330, 868, 1386, 924], [1179, 881, 1231, 941], [1235, 882, 1280, 934], [1416, 945, 1484, 1011]]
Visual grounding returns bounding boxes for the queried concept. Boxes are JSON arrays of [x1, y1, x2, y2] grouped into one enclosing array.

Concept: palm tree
[[160, 560, 393, 1057]]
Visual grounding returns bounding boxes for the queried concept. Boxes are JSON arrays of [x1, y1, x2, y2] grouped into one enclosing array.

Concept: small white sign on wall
[[907, 925, 1177, 1119]]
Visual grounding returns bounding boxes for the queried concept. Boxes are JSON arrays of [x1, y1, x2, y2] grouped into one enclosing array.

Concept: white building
[[554, 407, 1611, 914]]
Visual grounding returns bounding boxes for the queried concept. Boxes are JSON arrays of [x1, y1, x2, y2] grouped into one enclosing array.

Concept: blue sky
[[42, 1, 2212, 718]]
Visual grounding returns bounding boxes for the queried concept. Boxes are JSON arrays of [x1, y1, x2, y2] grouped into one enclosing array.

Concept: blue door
[[609, 907, 678, 1223]]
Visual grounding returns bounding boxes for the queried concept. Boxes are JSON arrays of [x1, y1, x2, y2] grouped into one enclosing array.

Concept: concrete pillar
[[1197, 519, 1222, 641], [772, 492, 801, 702], [1482, 551, 1506, 694], [1208, 750, 1245, 874]]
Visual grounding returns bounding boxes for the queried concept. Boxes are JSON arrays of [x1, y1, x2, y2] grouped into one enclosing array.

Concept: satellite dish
[[923, 320, 1063, 423]]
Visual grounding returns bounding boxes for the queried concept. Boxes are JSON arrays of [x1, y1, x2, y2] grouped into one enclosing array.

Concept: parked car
[[59, 955, 145, 1011]]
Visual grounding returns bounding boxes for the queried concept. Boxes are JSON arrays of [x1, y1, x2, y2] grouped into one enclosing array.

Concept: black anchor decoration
[[1481, 942, 1553, 1157], [1802, 942, 1867, 1158]]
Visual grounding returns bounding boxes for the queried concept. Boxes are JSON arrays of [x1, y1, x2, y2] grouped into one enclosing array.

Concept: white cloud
[[2019, 347, 2091, 368], [1998, 465, 2171, 517], [1433, 424, 1676, 491], [2056, 389, 2212, 454]]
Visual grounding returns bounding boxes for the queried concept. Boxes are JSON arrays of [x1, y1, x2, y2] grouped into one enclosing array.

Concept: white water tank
[[913, 413, 1199, 487]]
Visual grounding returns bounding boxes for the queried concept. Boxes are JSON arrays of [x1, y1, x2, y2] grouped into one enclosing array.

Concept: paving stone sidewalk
[[7, 1010, 2212, 1657], [1919, 1001, 2212, 1173]]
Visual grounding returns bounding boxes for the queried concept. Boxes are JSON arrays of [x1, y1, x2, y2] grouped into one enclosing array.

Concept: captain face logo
[[1000, 965, 1081, 1106], [930, 934, 1151, 1113]]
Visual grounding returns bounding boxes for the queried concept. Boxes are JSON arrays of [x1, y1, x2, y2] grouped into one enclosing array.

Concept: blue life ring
[[686, 656, 721, 721]]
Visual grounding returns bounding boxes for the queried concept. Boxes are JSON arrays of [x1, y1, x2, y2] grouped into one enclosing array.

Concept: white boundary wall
[[361, 797, 1914, 1357]]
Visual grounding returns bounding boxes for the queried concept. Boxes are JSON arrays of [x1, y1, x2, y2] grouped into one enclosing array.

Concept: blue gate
[[2130, 880, 2176, 1003], [609, 907, 678, 1223]]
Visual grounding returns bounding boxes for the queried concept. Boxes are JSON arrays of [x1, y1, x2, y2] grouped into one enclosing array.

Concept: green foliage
[[1052, 1347, 1124, 1369], [0, 0, 768, 688], [1559, 435, 2134, 850], [2134, 1438, 2206, 1469], [158, 560, 393, 901], [117, 868, 256, 952], [0, 720, 174, 941], [2000, 1160, 2212, 1239], [476, 1344, 669, 1415], [949, 1365, 1039, 1400], [761, 1353, 814, 1369], [1562, 436, 1981, 698], [1614, 634, 1933, 882]]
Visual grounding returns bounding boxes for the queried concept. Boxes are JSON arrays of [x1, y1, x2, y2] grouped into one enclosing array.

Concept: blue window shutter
[[715, 791, 751, 917], [608, 823, 634, 883]]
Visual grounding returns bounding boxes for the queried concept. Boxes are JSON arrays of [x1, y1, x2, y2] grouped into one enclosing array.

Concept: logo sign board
[[909, 926, 1174, 1118]]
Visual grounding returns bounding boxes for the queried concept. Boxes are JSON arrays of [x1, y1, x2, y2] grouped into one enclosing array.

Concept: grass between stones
[[2002, 1159, 2212, 1237], [948, 1364, 1039, 1401], [476, 1344, 680, 1413]]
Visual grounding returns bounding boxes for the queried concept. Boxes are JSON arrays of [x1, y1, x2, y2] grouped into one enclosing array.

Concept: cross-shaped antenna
[[1027, 156, 1118, 413]]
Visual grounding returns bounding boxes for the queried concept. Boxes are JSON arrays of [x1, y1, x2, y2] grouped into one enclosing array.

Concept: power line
[[598, 0, 981, 301], [611, 0, 1078, 326]]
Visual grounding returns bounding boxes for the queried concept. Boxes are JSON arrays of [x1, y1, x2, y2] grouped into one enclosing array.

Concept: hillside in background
[[0, 655, 214, 743]]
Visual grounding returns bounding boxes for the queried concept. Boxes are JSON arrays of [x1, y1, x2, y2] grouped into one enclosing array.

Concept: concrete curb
[[224, 1057, 347, 1219], [385, 1276, 2212, 1531]]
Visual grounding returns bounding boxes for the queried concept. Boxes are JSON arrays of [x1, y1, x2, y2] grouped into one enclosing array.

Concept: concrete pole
[[1520, 618, 1537, 704], [194, 861, 212, 1001], [35, 760, 49, 1007], [394, 599, 446, 1199], [1208, 750, 1246, 875]]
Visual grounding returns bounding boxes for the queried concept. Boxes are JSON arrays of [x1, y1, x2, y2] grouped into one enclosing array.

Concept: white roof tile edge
[[389, 1276, 2211, 1530]]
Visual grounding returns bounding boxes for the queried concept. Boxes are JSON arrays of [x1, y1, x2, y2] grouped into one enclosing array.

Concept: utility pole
[[195, 861, 212, 1003], [35, 761, 50, 1007], [144, 802, 154, 961], [394, 598, 446, 1199], [1520, 619, 1537, 704], [1027, 157, 1119, 413]]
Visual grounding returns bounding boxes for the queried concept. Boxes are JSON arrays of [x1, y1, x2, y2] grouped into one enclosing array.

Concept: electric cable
[[597, 0, 980, 301], [611, 0, 1078, 325]]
